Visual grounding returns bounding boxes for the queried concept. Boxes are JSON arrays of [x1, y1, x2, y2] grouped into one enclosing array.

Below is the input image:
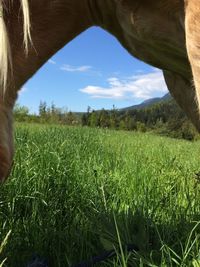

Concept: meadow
[[0, 123, 200, 267]]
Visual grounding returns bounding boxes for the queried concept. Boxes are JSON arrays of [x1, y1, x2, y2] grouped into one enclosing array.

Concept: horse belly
[[115, 2, 190, 78]]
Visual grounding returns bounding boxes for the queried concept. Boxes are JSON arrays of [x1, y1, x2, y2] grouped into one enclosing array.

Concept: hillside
[[120, 93, 171, 111]]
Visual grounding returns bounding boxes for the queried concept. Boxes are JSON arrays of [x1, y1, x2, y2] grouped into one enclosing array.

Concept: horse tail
[[21, 0, 32, 53], [0, 0, 31, 96], [0, 1, 12, 94]]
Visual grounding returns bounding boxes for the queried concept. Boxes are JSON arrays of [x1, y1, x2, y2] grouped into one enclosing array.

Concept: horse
[[0, 0, 199, 182]]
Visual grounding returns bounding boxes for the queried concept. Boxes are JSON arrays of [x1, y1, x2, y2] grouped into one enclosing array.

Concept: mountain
[[120, 93, 171, 111]]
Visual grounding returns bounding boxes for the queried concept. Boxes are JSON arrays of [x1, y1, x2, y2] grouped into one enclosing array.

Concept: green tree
[[81, 113, 88, 126], [99, 109, 110, 128], [89, 111, 98, 127], [39, 101, 47, 118], [110, 105, 118, 129], [14, 104, 29, 122]]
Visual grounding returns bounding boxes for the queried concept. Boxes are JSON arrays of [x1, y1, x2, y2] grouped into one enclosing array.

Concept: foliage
[[14, 102, 80, 126], [14, 99, 199, 140], [0, 231, 11, 267], [14, 104, 29, 122], [81, 100, 199, 140]]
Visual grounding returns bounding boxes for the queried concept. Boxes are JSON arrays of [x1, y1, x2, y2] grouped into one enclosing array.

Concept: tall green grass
[[0, 123, 200, 266]]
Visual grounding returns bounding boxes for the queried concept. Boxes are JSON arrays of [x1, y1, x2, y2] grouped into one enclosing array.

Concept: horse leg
[[163, 70, 200, 131], [0, 98, 14, 182], [185, 0, 200, 126]]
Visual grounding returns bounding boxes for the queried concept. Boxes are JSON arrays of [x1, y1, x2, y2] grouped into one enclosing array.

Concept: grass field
[[0, 123, 200, 267]]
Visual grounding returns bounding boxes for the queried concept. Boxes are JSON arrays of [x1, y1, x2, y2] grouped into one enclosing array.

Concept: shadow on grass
[[1, 201, 200, 267], [70, 210, 200, 267], [1, 172, 200, 267]]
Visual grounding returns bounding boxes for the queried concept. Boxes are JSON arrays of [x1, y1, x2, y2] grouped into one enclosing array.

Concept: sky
[[18, 26, 168, 114]]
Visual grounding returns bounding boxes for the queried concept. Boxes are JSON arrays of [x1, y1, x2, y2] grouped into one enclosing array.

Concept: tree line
[[14, 99, 199, 140], [14, 101, 80, 125]]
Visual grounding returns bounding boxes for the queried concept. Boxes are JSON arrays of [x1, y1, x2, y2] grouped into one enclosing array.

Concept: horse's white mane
[[0, 0, 31, 96]]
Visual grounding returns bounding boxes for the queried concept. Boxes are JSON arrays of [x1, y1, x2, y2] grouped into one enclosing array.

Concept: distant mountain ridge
[[74, 93, 171, 115], [120, 93, 171, 111]]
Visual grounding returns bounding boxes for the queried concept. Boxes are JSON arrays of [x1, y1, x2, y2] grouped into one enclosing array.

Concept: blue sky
[[18, 26, 168, 114]]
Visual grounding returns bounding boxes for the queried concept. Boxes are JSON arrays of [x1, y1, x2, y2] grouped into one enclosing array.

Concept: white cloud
[[19, 86, 28, 95], [60, 64, 92, 72], [48, 59, 56, 65], [80, 69, 168, 100]]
